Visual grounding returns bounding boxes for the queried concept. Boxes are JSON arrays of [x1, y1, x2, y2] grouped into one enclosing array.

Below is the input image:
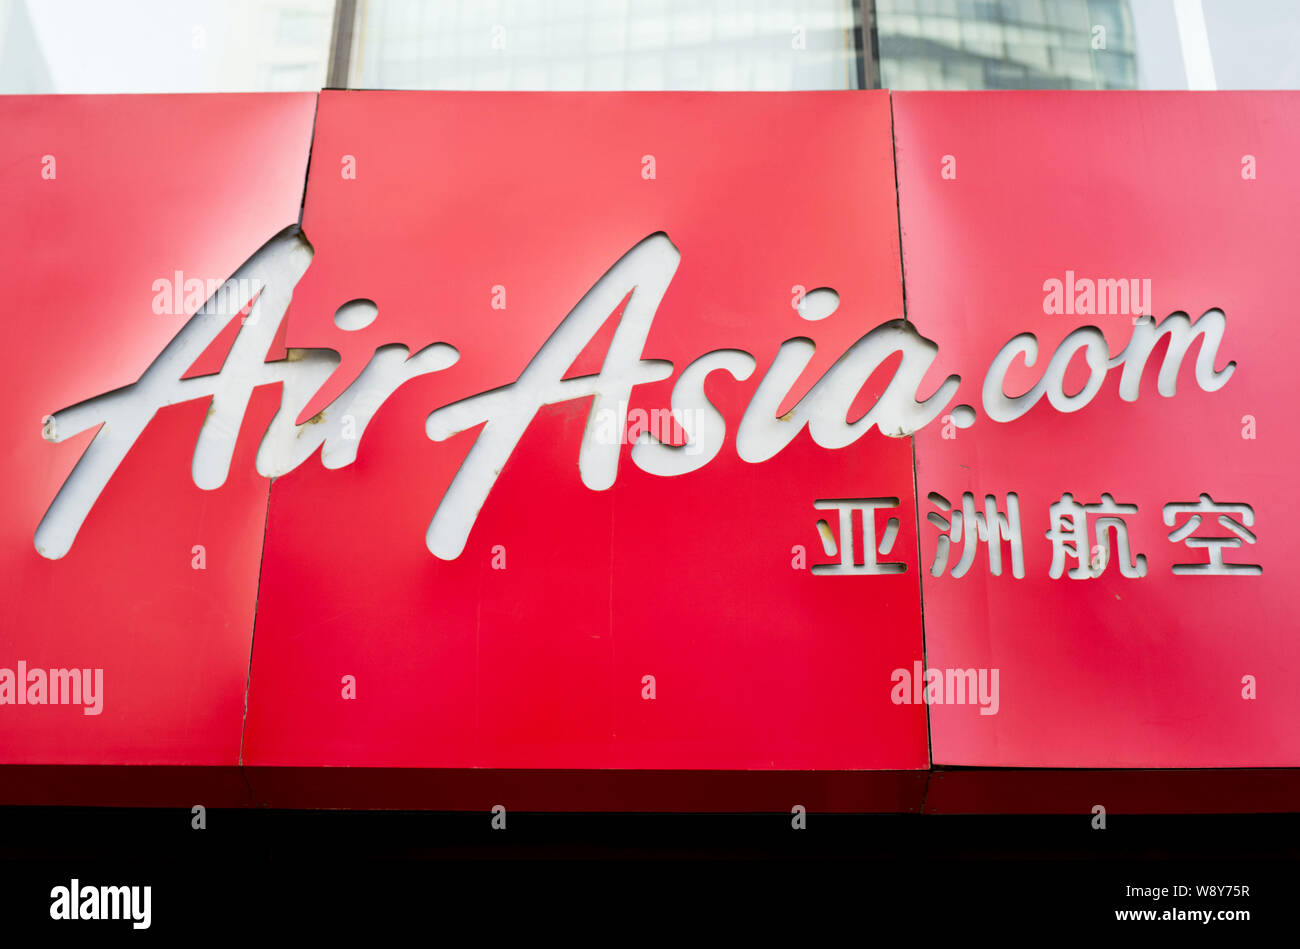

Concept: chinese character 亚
[[812, 497, 907, 575]]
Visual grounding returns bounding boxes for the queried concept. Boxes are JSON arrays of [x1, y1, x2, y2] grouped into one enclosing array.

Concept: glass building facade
[[0, 0, 1297, 93], [876, 0, 1137, 90]]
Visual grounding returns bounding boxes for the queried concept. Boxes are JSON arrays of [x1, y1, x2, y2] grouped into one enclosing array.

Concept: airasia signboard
[[2, 90, 1296, 806]]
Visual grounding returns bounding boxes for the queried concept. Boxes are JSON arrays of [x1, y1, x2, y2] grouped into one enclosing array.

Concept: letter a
[[50, 886, 70, 920]]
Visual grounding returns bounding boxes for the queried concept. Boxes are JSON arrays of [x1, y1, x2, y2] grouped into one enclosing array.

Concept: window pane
[[0, 0, 335, 93], [348, 0, 864, 90], [878, 0, 1300, 90]]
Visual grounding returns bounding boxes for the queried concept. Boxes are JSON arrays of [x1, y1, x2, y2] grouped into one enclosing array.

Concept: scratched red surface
[[0, 94, 317, 764], [896, 92, 1300, 767], [240, 91, 929, 770]]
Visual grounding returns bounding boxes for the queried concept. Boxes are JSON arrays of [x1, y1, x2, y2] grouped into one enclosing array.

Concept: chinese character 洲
[[927, 491, 1024, 578]]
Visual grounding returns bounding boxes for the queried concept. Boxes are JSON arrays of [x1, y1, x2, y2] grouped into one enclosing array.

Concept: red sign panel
[[240, 91, 928, 771], [0, 93, 317, 765], [895, 91, 1300, 767]]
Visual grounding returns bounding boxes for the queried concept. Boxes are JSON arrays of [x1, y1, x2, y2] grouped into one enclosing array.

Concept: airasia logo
[[35, 228, 1234, 561]]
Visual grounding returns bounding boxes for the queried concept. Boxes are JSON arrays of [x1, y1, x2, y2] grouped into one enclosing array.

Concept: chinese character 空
[[1163, 494, 1261, 575]]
